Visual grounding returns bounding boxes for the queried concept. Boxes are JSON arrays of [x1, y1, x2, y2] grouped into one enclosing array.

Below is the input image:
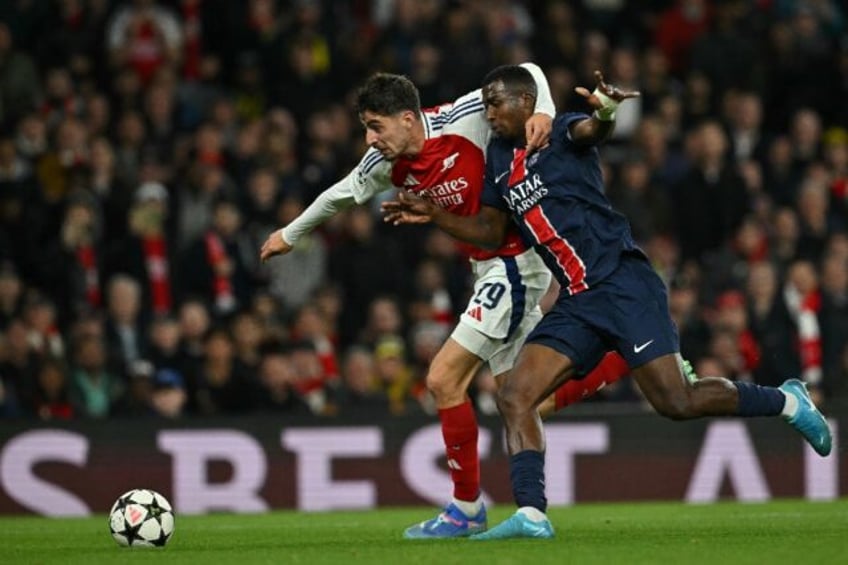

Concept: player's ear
[[401, 109, 417, 128]]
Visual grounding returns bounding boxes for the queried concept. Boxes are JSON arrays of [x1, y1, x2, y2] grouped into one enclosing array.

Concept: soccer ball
[[109, 489, 175, 547]]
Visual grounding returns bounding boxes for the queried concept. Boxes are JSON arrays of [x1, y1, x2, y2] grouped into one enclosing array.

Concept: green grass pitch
[[1, 500, 846, 565]]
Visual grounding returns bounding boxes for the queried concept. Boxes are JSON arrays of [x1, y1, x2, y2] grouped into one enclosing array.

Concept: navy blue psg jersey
[[481, 112, 641, 295]]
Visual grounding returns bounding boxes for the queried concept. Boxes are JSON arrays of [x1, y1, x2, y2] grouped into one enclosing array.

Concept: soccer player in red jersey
[[384, 66, 832, 539], [260, 65, 631, 538]]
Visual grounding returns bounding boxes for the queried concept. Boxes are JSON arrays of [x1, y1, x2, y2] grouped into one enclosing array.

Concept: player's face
[[482, 81, 533, 141], [360, 110, 416, 161]]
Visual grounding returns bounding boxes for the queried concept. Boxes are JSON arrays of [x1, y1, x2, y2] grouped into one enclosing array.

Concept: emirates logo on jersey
[[423, 177, 468, 207]]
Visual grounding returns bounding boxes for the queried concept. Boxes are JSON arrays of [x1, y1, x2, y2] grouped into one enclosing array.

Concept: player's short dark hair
[[482, 65, 537, 99], [355, 73, 421, 116]]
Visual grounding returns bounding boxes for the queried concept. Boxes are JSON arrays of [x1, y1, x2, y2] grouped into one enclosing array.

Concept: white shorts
[[451, 248, 551, 376]]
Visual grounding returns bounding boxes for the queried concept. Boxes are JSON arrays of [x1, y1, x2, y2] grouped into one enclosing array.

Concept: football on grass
[[109, 488, 175, 547]]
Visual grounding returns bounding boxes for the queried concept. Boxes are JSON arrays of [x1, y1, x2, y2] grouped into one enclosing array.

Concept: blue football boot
[[779, 379, 832, 456], [403, 502, 487, 539]]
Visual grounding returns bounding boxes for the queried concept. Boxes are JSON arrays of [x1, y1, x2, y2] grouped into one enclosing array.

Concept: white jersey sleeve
[[440, 62, 557, 151], [280, 148, 394, 245], [438, 90, 490, 150], [520, 62, 556, 118]]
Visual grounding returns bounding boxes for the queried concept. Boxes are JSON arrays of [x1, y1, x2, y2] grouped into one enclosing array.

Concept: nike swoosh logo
[[494, 170, 509, 184], [633, 340, 654, 353]]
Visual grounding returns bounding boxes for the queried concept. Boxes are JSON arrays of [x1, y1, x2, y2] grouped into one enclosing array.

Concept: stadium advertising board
[[0, 411, 843, 516]]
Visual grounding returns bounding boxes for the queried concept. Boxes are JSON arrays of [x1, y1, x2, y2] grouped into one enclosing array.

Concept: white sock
[[517, 506, 547, 523], [781, 390, 799, 419], [452, 497, 482, 517]]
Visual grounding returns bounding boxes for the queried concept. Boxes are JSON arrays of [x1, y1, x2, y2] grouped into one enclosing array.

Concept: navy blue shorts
[[526, 253, 679, 375]]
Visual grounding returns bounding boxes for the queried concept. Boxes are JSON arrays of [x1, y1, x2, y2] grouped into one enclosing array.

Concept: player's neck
[[402, 121, 427, 159]]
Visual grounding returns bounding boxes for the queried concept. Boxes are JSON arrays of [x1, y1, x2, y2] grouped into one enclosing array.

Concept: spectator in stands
[[0, 21, 40, 125], [820, 252, 848, 398], [103, 274, 148, 380], [108, 181, 175, 316], [150, 366, 187, 418], [69, 332, 124, 418], [746, 261, 800, 387], [329, 208, 408, 345], [175, 297, 210, 397], [32, 357, 73, 420], [147, 314, 182, 373], [372, 335, 414, 416], [265, 194, 327, 314], [0, 261, 22, 330], [673, 120, 750, 261], [106, 0, 183, 86], [192, 326, 255, 415], [180, 196, 252, 316], [230, 310, 265, 375], [796, 178, 837, 263], [338, 345, 384, 410], [0, 318, 38, 416]]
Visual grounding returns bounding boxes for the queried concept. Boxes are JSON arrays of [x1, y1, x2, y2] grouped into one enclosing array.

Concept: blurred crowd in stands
[[0, 0, 847, 420]]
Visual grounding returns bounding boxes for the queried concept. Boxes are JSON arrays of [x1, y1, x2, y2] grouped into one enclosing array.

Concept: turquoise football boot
[[779, 379, 832, 456], [469, 510, 554, 540]]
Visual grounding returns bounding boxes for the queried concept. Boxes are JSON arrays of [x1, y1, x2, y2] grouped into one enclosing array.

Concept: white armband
[[592, 89, 618, 121]]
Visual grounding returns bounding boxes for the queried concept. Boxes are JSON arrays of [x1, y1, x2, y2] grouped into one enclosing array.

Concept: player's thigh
[[632, 353, 689, 401], [599, 254, 680, 369], [459, 251, 551, 343], [427, 336, 484, 392], [488, 305, 543, 378], [499, 342, 578, 407], [524, 295, 607, 377]]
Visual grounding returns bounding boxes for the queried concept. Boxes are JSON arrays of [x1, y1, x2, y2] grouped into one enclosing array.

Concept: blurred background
[[0, 0, 845, 432]]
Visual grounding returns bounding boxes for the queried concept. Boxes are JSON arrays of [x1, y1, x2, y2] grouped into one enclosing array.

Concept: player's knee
[[495, 380, 534, 417], [425, 367, 462, 401]]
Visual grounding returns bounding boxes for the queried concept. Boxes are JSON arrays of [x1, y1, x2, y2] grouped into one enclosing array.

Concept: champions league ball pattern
[[109, 489, 175, 548]]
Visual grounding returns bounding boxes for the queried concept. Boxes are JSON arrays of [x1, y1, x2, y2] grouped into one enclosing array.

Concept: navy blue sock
[[733, 381, 785, 417], [509, 450, 547, 513]]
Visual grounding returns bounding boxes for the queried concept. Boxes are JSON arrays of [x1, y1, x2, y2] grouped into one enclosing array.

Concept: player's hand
[[260, 230, 294, 262], [575, 70, 640, 109], [381, 190, 436, 225], [525, 113, 552, 154]]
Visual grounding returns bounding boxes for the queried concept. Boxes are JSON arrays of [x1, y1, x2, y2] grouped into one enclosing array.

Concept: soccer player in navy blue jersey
[[383, 65, 833, 540], [260, 65, 640, 539]]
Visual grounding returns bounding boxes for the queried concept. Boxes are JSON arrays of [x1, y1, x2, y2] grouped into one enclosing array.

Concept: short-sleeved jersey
[[481, 112, 641, 294], [349, 91, 528, 260]]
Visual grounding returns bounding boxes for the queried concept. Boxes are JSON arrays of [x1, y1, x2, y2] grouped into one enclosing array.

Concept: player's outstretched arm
[[382, 191, 510, 250], [571, 70, 640, 145], [259, 168, 365, 262]]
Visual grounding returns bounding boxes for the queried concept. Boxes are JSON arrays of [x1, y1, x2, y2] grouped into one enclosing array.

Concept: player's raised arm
[[382, 191, 510, 250], [519, 62, 555, 153], [569, 70, 640, 145]]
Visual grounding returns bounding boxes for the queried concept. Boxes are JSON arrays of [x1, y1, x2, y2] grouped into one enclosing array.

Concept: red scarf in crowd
[[142, 235, 172, 315], [797, 290, 823, 385], [181, 0, 202, 80], [76, 244, 101, 308], [204, 231, 235, 312]]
